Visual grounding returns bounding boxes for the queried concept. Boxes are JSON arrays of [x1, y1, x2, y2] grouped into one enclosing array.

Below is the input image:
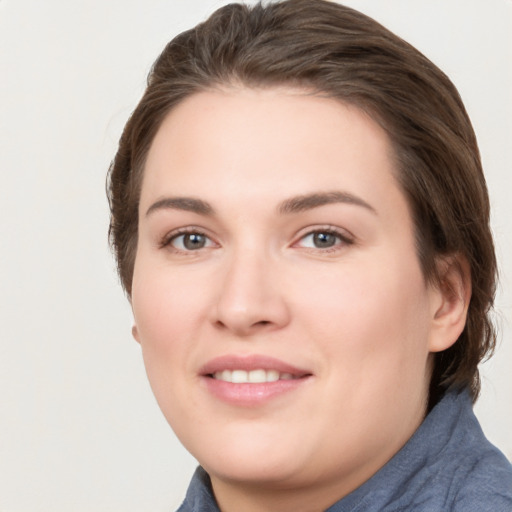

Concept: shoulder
[[417, 390, 512, 511], [384, 390, 512, 511], [449, 447, 512, 511]]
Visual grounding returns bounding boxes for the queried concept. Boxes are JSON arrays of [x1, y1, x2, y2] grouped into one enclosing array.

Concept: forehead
[[141, 87, 407, 222]]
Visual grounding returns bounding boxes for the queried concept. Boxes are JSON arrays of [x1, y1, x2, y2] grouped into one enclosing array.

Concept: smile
[[200, 355, 312, 406], [212, 369, 297, 383]]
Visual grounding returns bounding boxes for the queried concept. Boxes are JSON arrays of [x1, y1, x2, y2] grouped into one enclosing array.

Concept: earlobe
[[428, 254, 471, 353], [132, 324, 141, 344]]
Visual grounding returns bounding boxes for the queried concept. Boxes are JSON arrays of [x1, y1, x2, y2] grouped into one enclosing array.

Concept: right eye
[[165, 230, 215, 252], [299, 231, 342, 249]]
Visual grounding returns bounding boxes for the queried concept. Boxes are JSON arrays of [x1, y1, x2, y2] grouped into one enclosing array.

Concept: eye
[[296, 228, 352, 251], [165, 230, 215, 251]]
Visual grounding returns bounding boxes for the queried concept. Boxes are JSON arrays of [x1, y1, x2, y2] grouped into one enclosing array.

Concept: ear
[[428, 254, 471, 353], [132, 324, 141, 344]]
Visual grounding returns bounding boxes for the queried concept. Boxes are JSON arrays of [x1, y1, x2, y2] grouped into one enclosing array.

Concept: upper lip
[[199, 354, 311, 377]]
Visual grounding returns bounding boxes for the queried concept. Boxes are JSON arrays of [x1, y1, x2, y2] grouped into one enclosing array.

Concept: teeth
[[231, 370, 247, 384], [212, 369, 297, 383], [266, 370, 280, 382], [248, 369, 266, 383]]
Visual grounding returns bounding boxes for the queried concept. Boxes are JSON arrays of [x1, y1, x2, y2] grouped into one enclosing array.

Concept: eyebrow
[[146, 197, 215, 217], [278, 191, 377, 215], [145, 190, 376, 218]]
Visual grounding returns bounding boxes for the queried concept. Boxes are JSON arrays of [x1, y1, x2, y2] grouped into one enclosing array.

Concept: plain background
[[0, 1, 510, 510]]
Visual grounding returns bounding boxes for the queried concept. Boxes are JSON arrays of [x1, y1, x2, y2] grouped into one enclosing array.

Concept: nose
[[211, 248, 291, 336]]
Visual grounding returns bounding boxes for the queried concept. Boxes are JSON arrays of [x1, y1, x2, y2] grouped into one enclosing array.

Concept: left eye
[[298, 230, 347, 249], [169, 232, 213, 251]]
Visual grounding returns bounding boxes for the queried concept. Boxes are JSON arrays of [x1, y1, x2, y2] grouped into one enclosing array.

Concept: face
[[132, 88, 446, 500]]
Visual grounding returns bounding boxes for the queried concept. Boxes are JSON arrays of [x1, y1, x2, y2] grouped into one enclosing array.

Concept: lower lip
[[201, 376, 311, 406]]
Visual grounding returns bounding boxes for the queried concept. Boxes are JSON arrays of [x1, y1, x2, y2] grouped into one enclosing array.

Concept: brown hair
[[107, 0, 497, 403]]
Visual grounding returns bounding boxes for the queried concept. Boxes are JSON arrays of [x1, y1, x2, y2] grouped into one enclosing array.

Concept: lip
[[199, 354, 313, 407], [200, 354, 310, 376]]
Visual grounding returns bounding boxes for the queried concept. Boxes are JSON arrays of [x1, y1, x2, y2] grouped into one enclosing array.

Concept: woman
[[107, 1, 512, 510]]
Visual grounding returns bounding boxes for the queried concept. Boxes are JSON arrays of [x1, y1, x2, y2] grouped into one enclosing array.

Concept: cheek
[[132, 291, 202, 438], [131, 262, 200, 400], [132, 257, 209, 340], [296, 258, 432, 376]]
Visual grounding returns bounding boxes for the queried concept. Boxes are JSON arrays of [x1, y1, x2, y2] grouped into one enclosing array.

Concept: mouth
[[211, 369, 301, 383], [200, 355, 312, 406]]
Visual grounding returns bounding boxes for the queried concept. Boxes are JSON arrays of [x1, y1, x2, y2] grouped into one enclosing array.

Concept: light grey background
[[0, 1, 510, 510]]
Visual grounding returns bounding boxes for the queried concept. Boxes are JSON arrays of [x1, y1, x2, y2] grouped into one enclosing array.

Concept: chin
[[189, 429, 310, 485], [203, 456, 306, 488]]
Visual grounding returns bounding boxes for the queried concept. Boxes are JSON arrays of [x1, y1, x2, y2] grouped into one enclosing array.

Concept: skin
[[131, 87, 469, 512]]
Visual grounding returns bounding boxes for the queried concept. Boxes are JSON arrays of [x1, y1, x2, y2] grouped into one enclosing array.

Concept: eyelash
[[159, 226, 354, 254], [294, 226, 354, 253], [160, 227, 214, 253]]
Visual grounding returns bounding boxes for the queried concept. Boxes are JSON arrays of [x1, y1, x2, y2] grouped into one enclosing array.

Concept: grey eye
[[312, 232, 338, 248], [172, 232, 210, 250], [300, 231, 341, 249]]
